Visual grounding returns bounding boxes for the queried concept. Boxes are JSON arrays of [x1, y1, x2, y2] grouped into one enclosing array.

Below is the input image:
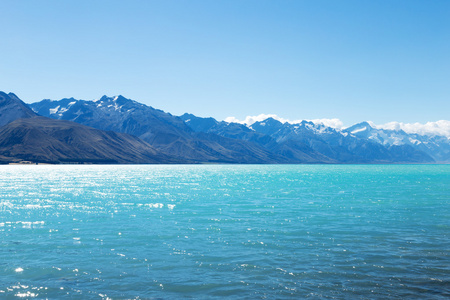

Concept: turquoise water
[[0, 164, 449, 299]]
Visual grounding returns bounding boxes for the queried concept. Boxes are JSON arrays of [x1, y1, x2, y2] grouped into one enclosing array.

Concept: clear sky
[[1, 0, 449, 126]]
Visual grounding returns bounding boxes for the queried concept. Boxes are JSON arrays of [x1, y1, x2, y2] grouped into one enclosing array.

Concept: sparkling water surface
[[0, 164, 449, 299]]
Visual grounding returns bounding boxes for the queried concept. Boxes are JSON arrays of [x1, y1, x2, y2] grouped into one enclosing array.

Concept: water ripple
[[0, 164, 449, 298]]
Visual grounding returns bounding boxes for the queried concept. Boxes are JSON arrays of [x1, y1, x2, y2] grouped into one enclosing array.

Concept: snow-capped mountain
[[219, 114, 450, 163], [344, 122, 450, 162], [181, 114, 437, 163], [24, 94, 449, 164], [0, 92, 182, 164], [29, 96, 286, 164], [31, 95, 190, 142]]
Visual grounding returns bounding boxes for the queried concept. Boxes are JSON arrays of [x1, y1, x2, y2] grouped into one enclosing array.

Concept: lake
[[0, 164, 449, 298]]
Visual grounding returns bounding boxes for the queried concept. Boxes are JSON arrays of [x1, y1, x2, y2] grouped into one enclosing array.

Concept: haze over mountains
[[0, 91, 448, 164]]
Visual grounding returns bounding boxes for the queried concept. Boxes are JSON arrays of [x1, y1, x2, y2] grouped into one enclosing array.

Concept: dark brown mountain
[[0, 92, 184, 164], [0, 117, 181, 164]]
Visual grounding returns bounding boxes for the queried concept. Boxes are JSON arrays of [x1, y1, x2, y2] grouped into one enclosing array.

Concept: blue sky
[[1, 0, 449, 125]]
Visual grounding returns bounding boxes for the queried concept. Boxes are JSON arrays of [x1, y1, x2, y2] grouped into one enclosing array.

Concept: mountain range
[[0, 91, 448, 164]]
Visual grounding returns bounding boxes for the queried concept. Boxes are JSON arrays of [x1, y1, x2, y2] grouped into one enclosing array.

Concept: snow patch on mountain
[[48, 101, 76, 116], [351, 127, 367, 134], [49, 105, 60, 114]]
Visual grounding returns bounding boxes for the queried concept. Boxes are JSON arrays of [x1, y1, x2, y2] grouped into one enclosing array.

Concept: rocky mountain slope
[[0, 117, 179, 164], [0, 92, 38, 127], [18, 93, 449, 164], [344, 122, 450, 162], [181, 114, 437, 163], [0, 93, 181, 164], [30, 96, 290, 163]]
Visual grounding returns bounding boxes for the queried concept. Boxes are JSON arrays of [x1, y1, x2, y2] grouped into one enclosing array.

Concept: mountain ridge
[[0, 92, 185, 164], [29, 95, 293, 163], [181, 113, 440, 163], [1, 91, 447, 164], [0, 91, 38, 127]]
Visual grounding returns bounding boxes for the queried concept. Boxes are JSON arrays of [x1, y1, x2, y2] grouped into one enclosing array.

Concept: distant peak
[[345, 121, 373, 131], [97, 95, 129, 102], [180, 113, 195, 120], [0, 92, 22, 103], [7, 92, 19, 98], [57, 97, 77, 102], [114, 95, 126, 101], [300, 120, 314, 126], [358, 121, 372, 128], [98, 95, 110, 102], [260, 117, 283, 125], [0, 91, 37, 126], [262, 117, 276, 122]]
